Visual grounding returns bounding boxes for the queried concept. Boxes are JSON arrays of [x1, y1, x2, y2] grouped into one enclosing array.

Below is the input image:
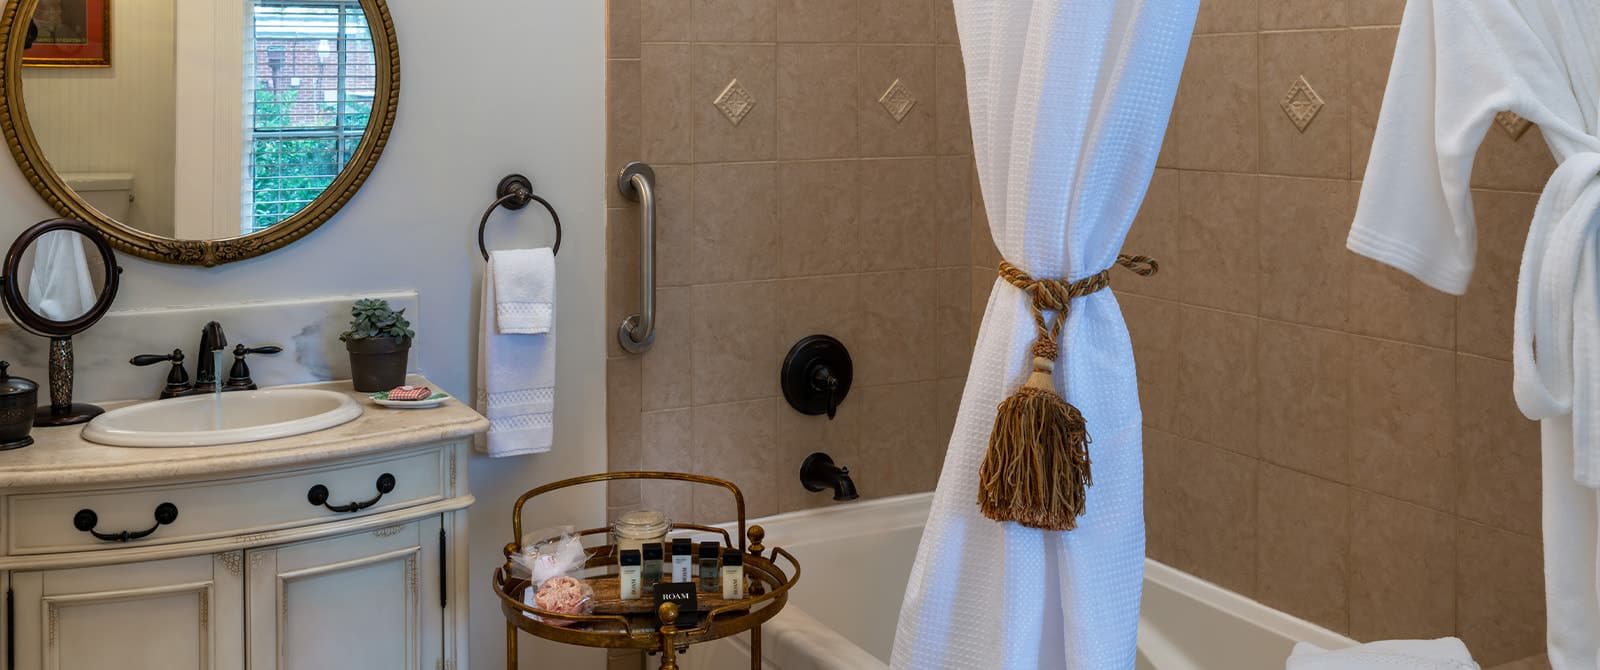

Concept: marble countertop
[[0, 376, 488, 490]]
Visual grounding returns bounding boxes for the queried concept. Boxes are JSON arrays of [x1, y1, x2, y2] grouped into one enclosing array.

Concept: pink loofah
[[531, 576, 594, 626]]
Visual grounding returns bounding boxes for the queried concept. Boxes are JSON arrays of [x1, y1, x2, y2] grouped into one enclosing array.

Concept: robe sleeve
[[1347, 0, 1522, 295]]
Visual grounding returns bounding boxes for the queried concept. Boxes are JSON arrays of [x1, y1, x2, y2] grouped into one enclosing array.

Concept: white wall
[[171, 0, 245, 239], [21, 0, 177, 236], [0, 1, 607, 667]]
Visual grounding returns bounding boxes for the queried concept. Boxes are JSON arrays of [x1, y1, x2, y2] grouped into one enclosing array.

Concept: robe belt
[[1513, 152, 1600, 486]]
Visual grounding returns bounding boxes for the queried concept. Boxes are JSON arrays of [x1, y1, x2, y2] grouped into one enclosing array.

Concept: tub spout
[[801, 452, 859, 501]]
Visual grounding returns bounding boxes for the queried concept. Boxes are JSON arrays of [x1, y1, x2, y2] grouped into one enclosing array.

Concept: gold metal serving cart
[[494, 472, 801, 670]]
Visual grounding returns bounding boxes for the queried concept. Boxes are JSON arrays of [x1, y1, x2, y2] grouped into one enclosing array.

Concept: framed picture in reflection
[[23, 0, 110, 67]]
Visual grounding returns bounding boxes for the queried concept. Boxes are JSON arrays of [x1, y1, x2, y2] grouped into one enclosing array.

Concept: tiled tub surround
[[603, 0, 986, 527], [609, 1, 1553, 669], [1125, 2, 1555, 667]]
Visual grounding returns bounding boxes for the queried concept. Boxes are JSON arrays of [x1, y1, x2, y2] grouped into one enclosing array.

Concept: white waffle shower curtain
[[890, 2, 1196, 668]]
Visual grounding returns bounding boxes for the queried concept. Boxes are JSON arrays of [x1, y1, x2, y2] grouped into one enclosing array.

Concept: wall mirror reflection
[[0, 0, 398, 266]]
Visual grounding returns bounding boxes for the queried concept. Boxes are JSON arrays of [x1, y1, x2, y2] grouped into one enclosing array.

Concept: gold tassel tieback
[[978, 254, 1158, 531]]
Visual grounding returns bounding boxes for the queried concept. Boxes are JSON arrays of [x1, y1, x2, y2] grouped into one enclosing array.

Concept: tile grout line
[[1339, 23, 1360, 638], [1115, 290, 1513, 363]]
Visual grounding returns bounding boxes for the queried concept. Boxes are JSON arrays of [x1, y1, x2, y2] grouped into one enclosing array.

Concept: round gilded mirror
[[0, 0, 398, 266]]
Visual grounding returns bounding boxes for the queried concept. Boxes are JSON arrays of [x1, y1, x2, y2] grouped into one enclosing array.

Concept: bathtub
[[680, 492, 1355, 670]]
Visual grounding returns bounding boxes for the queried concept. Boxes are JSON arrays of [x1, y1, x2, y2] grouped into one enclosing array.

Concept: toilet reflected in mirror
[[0, 218, 121, 426]]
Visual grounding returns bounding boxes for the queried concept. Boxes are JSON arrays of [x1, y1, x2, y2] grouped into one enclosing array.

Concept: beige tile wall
[[603, 0, 977, 529], [1128, 1, 1555, 665], [608, 1, 1554, 667]]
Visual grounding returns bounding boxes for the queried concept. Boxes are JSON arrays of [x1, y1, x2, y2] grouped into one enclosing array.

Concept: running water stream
[[213, 350, 225, 430]]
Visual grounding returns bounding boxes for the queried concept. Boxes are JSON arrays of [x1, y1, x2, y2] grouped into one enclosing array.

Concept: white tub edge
[[1142, 557, 1357, 650], [717, 493, 932, 547], [701, 492, 1358, 669]]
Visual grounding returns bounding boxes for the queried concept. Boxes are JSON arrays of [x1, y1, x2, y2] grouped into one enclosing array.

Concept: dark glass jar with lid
[[0, 361, 38, 450]]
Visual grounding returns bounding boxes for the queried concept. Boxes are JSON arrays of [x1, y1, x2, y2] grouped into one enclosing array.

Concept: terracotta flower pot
[[346, 336, 411, 392]]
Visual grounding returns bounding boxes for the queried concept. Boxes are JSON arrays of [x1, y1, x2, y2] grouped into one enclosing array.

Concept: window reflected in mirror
[[247, 1, 373, 233]]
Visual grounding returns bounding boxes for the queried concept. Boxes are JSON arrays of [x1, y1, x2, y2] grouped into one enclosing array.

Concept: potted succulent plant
[[341, 298, 415, 392]]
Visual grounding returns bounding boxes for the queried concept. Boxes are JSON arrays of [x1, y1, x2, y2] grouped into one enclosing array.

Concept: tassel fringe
[[978, 377, 1092, 531]]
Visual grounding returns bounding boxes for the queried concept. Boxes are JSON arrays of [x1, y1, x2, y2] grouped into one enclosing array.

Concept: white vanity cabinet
[[10, 513, 451, 670], [245, 516, 442, 670], [10, 552, 245, 670], [0, 386, 486, 670]]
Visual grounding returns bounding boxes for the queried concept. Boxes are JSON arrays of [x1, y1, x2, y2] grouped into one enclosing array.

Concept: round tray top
[[496, 471, 801, 659], [494, 540, 798, 650]]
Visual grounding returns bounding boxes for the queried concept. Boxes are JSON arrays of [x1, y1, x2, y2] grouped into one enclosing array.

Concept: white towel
[[475, 248, 556, 457], [1287, 638, 1479, 670], [492, 248, 555, 334], [26, 230, 97, 321]]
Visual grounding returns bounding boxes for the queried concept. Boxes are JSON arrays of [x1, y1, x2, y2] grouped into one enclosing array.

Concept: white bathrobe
[[1348, 1, 1600, 666]]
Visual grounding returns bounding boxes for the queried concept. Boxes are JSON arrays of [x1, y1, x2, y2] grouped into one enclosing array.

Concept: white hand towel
[[475, 249, 556, 457], [26, 230, 97, 321], [492, 248, 555, 334], [1287, 638, 1479, 670]]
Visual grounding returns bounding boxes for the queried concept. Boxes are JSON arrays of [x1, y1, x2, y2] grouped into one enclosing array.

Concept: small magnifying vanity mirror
[[0, 218, 121, 426], [0, 0, 398, 266]]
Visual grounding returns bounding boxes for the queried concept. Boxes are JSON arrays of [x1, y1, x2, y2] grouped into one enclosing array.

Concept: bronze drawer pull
[[307, 473, 397, 513], [72, 502, 178, 542]]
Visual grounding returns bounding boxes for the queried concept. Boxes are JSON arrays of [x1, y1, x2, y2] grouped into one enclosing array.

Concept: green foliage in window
[[248, 87, 370, 232]]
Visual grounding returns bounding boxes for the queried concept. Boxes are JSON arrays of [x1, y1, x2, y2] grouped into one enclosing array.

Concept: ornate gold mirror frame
[[0, 0, 399, 267]]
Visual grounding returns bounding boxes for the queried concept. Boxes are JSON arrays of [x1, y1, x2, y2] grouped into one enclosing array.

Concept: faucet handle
[[131, 348, 183, 367], [131, 349, 190, 396], [226, 344, 282, 390], [233, 344, 282, 357]]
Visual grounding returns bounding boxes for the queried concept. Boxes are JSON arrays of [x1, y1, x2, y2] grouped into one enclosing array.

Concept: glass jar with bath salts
[[610, 509, 670, 558]]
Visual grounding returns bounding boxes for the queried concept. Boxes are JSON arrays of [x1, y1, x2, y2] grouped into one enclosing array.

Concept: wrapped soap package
[[511, 527, 595, 626]]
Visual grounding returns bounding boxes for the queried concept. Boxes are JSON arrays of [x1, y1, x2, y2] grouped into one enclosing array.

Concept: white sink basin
[[82, 388, 364, 448]]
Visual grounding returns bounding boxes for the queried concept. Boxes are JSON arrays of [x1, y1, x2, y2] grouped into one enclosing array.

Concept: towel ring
[[479, 174, 562, 260]]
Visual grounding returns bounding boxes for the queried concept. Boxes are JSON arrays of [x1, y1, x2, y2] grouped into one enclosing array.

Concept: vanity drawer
[[5, 446, 449, 555]]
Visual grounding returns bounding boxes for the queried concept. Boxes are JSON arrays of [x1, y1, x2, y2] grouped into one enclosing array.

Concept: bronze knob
[[657, 601, 680, 627], [748, 524, 766, 556]]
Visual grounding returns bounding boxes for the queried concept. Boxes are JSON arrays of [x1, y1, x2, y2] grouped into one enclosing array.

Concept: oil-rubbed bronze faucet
[[193, 321, 227, 389], [130, 321, 281, 399]]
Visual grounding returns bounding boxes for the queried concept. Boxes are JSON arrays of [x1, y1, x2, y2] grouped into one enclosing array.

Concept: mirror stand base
[[34, 403, 103, 428]]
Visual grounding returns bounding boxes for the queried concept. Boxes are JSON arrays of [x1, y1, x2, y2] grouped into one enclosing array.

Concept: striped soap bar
[[387, 385, 433, 402]]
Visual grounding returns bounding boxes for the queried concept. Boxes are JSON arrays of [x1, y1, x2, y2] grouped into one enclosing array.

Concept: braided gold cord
[[999, 254, 1161, 362]]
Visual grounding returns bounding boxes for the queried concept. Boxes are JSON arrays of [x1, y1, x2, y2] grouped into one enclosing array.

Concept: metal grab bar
[[617, 162, 657, 354]]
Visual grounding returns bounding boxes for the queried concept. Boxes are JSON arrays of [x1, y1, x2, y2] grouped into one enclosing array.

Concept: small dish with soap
[[369, 385, 450, 409]]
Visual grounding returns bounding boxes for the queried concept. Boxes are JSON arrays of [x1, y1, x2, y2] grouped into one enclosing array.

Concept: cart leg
[[506, 621, 519, 670], [750, 625, 762, 669], [657, 601, 682, 670]]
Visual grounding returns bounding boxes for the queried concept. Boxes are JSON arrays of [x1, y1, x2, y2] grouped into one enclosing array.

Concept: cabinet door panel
[[247, 518, 441, 670], [10, 553, 244, 670]]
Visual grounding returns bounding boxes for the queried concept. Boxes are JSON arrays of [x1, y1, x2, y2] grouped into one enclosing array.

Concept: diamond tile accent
[[878, 78, 917, 123], [713, 79, 756, 126], [1279, 75, 1325, 134], [1495, 111, 1532, 141]]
